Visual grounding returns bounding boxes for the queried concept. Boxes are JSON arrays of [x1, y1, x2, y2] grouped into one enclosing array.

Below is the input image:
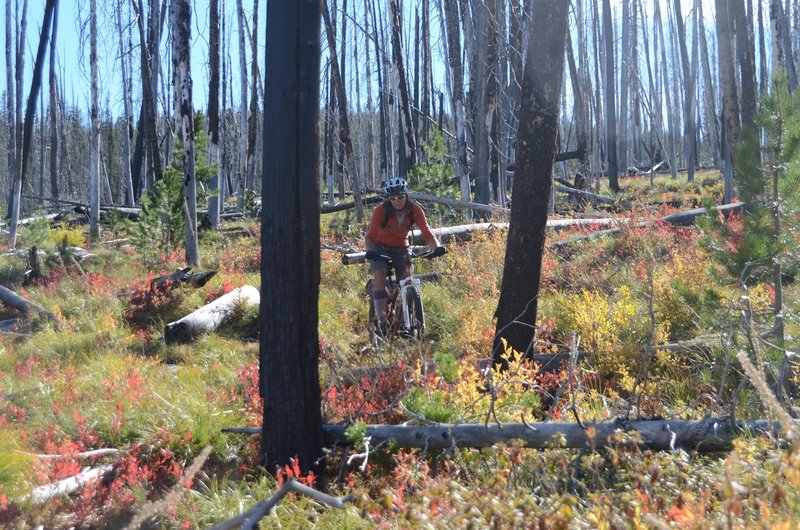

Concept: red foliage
[[123, 273, 185, 332], [84, 273, 116, 295], [203, 278, 235, 302], [15, 355, 41, 378], [237, 363, 263, 422], [275, 456, 317, 487], [325, 363, 412, 423]]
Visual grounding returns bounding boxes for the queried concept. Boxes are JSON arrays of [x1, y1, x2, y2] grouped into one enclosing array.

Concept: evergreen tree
[[126, 113, 217, 259]]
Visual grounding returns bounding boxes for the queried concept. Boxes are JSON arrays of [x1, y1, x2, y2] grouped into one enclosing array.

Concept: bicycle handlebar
[[365, 246, 448, 262]]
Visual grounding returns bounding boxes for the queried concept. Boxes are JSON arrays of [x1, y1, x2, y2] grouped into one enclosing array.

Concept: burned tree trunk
[[602, 0, 619, 192], [89, 0, 100, 237], [131, 0, 164, 197], [171, 0, 200, 266], [389, 0, 418, 171], [674, 0, 698, 182], [716, 0, 740, 204], [47, 1, 59, 200], [245, 0, 259, 192], [9, 0, 57, 246], [207, 0, 222, 228], [235, 0, 248, 205], [116, 0, 134, 207], [493, 0, 569, 365], [444, 0, 470, 203], [261, 0, 323, 478], [321, 0, 364, 221]]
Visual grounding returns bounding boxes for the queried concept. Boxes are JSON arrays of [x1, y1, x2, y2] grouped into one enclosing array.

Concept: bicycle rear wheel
[[404, 286, 424, 339]]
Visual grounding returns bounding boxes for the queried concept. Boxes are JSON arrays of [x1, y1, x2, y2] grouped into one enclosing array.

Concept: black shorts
[[369, 245, 411, 275]]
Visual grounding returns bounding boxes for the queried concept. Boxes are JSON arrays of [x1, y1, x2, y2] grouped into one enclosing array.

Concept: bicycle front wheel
[[404, 286, 424, 339]]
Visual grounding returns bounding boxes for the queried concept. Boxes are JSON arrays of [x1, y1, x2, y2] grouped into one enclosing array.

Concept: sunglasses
[[388, 195, 406, 201]]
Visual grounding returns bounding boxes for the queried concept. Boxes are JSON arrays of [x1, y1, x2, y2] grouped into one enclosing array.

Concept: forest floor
[[1, 170, 799, 528]]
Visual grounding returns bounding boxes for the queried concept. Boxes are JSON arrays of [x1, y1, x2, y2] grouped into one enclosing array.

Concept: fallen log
[[100, 206, 142, 220], [408, 222, 509, 246], [0, 317, 24, 332], [30, 464, 115, 505], [209, 479, 353, 530], [407, 191, 510, 215], [0, 285, 59, 326], [34, 448, 121, 460], [660, 202, 743, 225], [554, 184, 618, 206], [164, 285, 260, 344], [150, 267, 218, 292], [551, 202, 745, 249], [659, 335, 721, 355], [223, 418, 799, 452], [321, 195, 382, 214], [343, 218, 624, 264]]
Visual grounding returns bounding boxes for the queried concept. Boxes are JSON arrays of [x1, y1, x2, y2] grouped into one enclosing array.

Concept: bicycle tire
[[404, 286, 425, 339]]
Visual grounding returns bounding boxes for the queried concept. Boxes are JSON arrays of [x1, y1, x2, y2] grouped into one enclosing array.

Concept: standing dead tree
[[47, 1, 60, 201], [235, 0, 248, 207], [389, 0, 418, 173], [207, 0, 222, 228], [493, 0, 569, 363], [171, 0, 200, 266], [130, 0, 164, 199], [602, 0, 619, 192], [9, 0, 57, 247], [321, 0, 364, 221], [89, 0, 100, 237], [260, 0, 324, 478]]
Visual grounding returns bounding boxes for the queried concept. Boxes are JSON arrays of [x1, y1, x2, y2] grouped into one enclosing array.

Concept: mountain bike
[[365, 247, 446, 345]]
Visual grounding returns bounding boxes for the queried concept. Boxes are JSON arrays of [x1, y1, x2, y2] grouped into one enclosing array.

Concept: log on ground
[[0, 285, 59, 326], [343, 218, 623, 264], [150, 267, 218, 292], [322, 418, 799, 452], [551, 202, 745, 249], [164, 285, 260, 344]]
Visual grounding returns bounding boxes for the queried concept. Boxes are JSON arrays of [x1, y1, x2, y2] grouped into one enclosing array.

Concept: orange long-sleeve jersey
[[365, 201, 435, 247]]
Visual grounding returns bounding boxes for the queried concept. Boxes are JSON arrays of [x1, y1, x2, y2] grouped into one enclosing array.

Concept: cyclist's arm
[[413, 204, 440, 251], [365, 204, 384, 251]]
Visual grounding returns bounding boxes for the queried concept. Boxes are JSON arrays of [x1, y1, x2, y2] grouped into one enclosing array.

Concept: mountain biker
[[365, 177, 446, 330]]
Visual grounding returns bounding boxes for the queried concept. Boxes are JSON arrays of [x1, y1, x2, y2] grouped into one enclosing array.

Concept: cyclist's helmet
[[384, 177, 408, 196]]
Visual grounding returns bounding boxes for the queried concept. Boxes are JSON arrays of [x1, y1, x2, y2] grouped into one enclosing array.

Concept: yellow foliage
[[559, 287, 640, 383], [651, 252, 708, 338], [48, 224, 87, 248], [447, 342, 543, 423]]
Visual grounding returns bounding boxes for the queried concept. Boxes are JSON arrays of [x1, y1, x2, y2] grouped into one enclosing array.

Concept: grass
[[0, 174, 798, 527]]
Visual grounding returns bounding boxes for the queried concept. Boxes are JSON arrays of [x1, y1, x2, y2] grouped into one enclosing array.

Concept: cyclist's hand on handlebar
[[427, 246, 448, 259], [365, 249, 379, 260]]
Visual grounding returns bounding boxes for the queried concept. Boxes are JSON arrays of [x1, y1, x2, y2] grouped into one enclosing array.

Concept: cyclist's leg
[[369, 261, 389, 322], [394, 250, 412, 280]]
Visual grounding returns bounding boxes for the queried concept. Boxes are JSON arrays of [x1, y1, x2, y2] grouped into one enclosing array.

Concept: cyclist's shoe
[[398, 323, 410, 336], [375, 318, 388, 337]]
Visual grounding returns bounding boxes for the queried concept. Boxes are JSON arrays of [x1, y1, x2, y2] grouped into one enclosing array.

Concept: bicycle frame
[[367, 251, 424, 338], [365, 246, 444, 342]]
